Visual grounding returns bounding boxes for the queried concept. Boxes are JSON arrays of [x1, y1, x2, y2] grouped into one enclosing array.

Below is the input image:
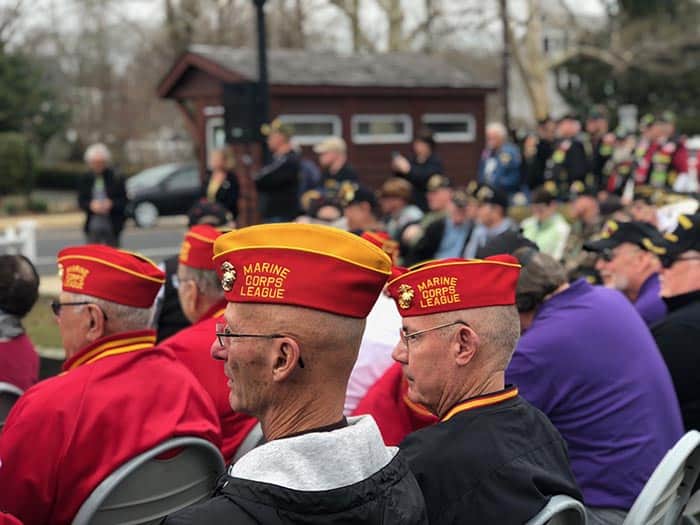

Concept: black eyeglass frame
[[399, 320, 470, 350], [50, 300, 109, 321], [215, 323, 305, 368]]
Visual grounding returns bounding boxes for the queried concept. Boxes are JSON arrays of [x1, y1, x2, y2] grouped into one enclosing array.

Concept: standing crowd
[[0, 106, 698, 525]]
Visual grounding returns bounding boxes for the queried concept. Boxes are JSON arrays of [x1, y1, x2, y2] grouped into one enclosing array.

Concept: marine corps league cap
[[360, 230, 399, 266], [57, 245, 165, 308], [179, 224, 227, 271], [386, 255, 521, 317], [212, 223, 392, 318]]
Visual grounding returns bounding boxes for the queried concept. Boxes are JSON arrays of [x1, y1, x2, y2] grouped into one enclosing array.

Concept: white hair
[[179, 265, 224, 300], [486, 122, 508, 139], [67, 293, 154, 333], [84, 143, 112, 165]]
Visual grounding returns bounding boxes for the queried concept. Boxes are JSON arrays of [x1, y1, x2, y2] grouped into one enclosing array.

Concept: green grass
[[24, 295, 62, 350]]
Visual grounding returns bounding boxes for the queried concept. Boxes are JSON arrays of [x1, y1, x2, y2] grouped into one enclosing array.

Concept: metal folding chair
[[71, 436, 225, 525], [526, 495, 587, 525], [0, 382, 23, 431], [623, 430, 700, 525]]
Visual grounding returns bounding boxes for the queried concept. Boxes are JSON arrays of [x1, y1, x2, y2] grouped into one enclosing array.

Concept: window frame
[[421, 113, 476, 143], [350, 114, 413, 145], [277, 114, 342, 146]]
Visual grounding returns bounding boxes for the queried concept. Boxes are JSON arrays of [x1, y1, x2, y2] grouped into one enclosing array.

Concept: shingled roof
[[186, 45, 494, 89]]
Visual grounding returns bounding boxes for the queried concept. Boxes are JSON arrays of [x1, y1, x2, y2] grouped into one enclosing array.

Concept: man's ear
[[85, 304, 106, 343], [271, 337, 303, 382], [454, 325, 478, 367]]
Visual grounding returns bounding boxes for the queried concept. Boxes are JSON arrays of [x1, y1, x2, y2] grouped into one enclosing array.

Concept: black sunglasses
[[51, 300, 108, 321]]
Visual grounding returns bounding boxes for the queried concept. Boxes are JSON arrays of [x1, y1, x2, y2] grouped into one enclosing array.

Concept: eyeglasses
[[50, 300, 108, 321], [214, 323, 304, 368], [664, 255, 700, 269], [399, 320, 469, 349]]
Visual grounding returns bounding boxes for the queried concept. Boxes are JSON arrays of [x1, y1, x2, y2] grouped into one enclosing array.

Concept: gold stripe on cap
[[57, 255, 165, 284], [642, 238, 666, 255], [664, 232, 679, 243], [214, 223, 391, 275], [678, 215, 693, 230], [388, 259, 521, 287]]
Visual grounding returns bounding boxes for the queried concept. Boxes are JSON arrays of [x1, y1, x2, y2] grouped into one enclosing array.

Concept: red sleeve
[[0, 512, 24, 525], [673, 143, 689, 173], [0, 393, 65, 525]]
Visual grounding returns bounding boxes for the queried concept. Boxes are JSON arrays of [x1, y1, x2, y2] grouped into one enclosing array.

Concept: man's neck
[[275, 144, 292, 156], [329, 159, 346, 175], [626, 269, 655, 303], [436, 372, 505, 419], [260, 392, 346, 441]]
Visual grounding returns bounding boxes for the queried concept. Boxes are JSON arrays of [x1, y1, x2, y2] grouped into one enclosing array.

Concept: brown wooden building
[[158, 46, 496, 189]]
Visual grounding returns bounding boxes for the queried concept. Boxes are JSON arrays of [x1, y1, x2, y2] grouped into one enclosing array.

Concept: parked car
[[126, 162, 200, 227]]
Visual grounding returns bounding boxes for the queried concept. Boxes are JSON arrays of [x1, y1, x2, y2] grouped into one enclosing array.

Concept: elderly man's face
[[486, 129, 504, 150], [54, 292, 94, 358], [392, 315, 459, 413], [219, 303, 275, 415], [660, 252, 700, 297], [426, 188, 452, 212], [89, 155, 107, 174], [594, 243, 642, 293]]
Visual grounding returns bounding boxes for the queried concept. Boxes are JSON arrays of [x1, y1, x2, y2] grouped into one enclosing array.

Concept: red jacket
[[161, 301, 258, 461], [352, 362, 438, 445], [0, 330, 221, 525]]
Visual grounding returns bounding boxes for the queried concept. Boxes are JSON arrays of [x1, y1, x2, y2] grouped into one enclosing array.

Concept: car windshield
[[127, 164, 181, 192]]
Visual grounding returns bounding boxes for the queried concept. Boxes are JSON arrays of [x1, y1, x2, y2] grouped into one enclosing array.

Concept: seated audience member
[[379, 177, 424, 241], [0, 245, 221, 525], [476, 229, 538, 259], [521, 186, 571, 260], [388, 256, 581, 524], [156, 201, 230, 342], [584, 220, 667, 325], [345, 231, 403, 415], [391, 129, 444, 211], [0, 255, 40, 390], [163, 224, 427, 524], [160, 225, 258, 462], [462, 184, 516, 258], [562, 182, 604, 280], [649, 214, 700, 430], [408, 187, 477, 265], [342, 185, 384, 232], [507, 248, 683, 524]]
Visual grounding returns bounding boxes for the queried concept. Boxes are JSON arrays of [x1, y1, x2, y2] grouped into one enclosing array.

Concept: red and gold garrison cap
[[213, 223, 392, 318], [387, 255, 521, 317], [57, 245, 165, 308], [179, 224, 226, 271]]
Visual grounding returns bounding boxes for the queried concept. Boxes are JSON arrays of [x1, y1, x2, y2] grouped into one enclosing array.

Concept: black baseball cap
[[584, 220, 665, 253], [476, 230, 538, 259], [187, 200, 230, 227], [646, 214, 700, 267], [342, 184, 378, 209], [474, 184, 509, 210], [426, 174, 452, 192]]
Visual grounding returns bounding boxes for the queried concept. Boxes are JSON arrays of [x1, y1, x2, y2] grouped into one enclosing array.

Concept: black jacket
[[322, 162, 359, 195], [201, 170, 239, 219], [162, 453, 427, 524], [401, 391, 582, 524], [254, 151, 300, 221], [77, 168, 127, 236], [652, 290, 700, 431], [396, 154, 444, 211]]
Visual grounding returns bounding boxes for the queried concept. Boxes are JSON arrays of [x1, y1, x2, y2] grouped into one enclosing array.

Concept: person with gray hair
[[507, 247, 683, 525], [477, 121, 522, 199], [0, 244, 221, 525], [0, 254, 40, 390], [388, 256, 581, 524], [77, 142, 127, 246]]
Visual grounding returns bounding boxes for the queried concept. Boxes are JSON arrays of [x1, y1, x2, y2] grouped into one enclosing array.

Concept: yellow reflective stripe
[[69, 335, 156, 369], [679, 215, 693, 230]]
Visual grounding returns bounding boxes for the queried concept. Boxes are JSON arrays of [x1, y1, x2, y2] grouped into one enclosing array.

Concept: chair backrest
[[623, 430, 700, 525], [526, 495, 587, 525], [71, 436, 225, 525], [0, 382, 23, 430]]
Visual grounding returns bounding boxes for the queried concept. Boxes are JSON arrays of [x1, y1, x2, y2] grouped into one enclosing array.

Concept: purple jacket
[[634, 273, 667, 326], [507, 279, 683, 510]]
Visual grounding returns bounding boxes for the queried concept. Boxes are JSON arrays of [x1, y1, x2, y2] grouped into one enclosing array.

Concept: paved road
[[36, 221, 187, 275]]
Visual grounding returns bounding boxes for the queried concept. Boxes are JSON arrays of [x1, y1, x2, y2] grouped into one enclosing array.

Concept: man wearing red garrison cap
[[163, 223, 427, 524], [161, 225, 258, 462], [388, 256, 581, 524], [0, 245, 221, 525]]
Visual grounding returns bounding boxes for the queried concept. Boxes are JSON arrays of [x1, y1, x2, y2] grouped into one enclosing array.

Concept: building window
[[351, 114, 413, 144], [422, 114, 476, 142], [277, 114, 341, 146]]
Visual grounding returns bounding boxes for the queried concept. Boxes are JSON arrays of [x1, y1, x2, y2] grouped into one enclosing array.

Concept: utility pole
[[499, 0, 511, 133], [253, 0, 271, 163]]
